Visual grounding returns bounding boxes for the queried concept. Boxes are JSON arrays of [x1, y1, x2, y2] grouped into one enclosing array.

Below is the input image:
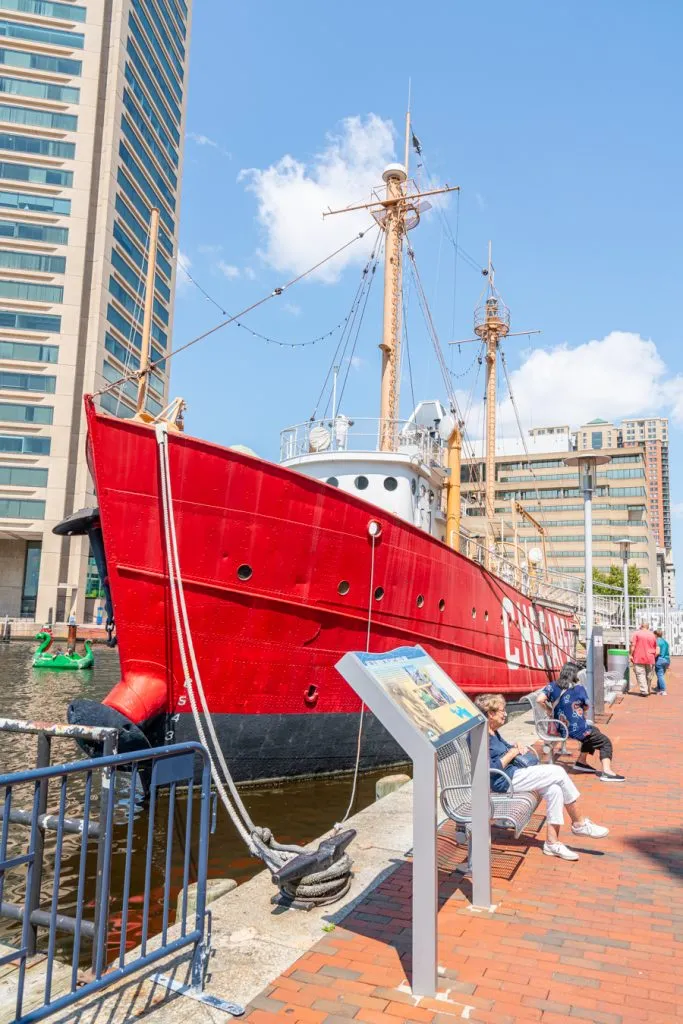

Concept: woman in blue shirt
[[476, 692, 609, 862], [654, 629, 670, 694]]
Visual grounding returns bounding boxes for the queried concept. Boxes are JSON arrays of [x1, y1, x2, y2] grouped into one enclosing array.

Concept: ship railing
[[0, 720, 225, 1023], [280, 417, 445, 465]]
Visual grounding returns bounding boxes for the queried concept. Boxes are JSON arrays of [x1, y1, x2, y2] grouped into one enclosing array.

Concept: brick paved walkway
[[243, 661, 682, 1024]]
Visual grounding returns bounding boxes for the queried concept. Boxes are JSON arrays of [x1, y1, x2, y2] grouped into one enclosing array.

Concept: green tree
[[592, 564, 646, 596]]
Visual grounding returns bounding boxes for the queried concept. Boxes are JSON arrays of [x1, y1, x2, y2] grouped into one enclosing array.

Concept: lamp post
[[564, 452, 611, 711], [616, 537, 631, 652]]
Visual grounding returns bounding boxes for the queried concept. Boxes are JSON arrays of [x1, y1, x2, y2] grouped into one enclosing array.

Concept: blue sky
[[170, 0, 683, 578]]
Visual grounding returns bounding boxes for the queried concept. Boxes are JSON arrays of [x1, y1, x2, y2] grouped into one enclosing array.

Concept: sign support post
[[336, 646, 491, 999]]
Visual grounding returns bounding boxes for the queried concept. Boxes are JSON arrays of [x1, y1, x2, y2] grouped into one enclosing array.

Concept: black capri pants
[[580, 727, 613, 759]]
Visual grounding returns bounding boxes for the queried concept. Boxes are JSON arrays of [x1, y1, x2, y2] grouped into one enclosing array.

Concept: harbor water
[[0, 642, 397, 959]]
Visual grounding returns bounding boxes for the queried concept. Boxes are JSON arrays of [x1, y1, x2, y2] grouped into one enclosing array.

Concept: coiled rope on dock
[[155, 423, 355, 907]]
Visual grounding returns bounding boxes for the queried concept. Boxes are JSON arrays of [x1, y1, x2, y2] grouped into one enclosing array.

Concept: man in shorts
[[538, 662, 626, 782], [629, 620, 657, 697]]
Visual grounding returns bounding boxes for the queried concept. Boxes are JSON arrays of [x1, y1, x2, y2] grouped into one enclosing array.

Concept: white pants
[[511, 764, 581, 826]]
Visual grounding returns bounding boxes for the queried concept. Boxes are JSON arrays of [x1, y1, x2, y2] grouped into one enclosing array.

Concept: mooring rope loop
[[155, 423, 354, 903]]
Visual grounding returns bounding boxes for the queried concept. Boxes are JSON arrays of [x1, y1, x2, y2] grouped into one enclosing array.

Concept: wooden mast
[[474, 243, 509, 568], [135, 206, 160, 417]]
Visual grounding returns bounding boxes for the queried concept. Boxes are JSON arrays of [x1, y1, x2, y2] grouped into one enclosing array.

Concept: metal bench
[[524, 688, 569, 763], [436, 736, 542, 871]]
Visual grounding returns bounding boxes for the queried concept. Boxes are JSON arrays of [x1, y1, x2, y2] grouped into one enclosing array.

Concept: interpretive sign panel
[[353, 647, 483, 747], [336, 645, 491, 1000]]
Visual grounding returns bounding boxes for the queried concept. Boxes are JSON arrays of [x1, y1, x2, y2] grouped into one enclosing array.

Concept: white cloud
[[176, 250, 192, 291], [474, 191, 487, 210], [457, 331, 683, 440], [198, 243, 223, 254], [350, 355, 365, 370], [283, 302, 301, 316], [217, 261, 240, 280], [244, 267, 256, 281], [187, 132, 231, 157], [673, 503, 683, 521], [240, 114, 395, 283]]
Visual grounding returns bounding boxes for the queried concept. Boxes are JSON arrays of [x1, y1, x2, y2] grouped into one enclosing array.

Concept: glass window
[[0, 371, 55, 393], [591, 431, 603, 449], [105, 330, 139, 371], [0, 339, 57, 362], [0, 132, 75, 159], [113, 223, 170, 300], [0, 249, 65, 273], [103, 359, 137, 401], [0, 496, 45, 518], [0, 190, 70, 215], [0, 433, 50, 453], [0, 74, 79, 104], [129, 3, 182, 102], [125, 39, 180, 138], [109, 277, 168, 338], [0, 280, 63, 303], [1, 465, 47, 485], [0, 19, 84, 48], [135, 0, 185, 61], [99, 390, 134, 418], [0, 311, 60, 332], [112, 249, 169, 306], [0, 0, 85, 18], [121, 104, 177, 188], [119, 141, 175, 215], [0, 220, 68, 245], [114, 199, 172, 275], [126, 19, 181, 121], [0, 103, 77, 131], [0, 46, 81, 76], [85, 553, 104, 600], [116, 167, 174, 242], [124, 64, 178, 161], [0, 161, 73, 187], [0, 401, 52, 422]]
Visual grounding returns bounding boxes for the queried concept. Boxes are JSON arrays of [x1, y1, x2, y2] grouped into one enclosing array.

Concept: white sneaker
[[543, 841, 579, 861], [571, 818, 609, 839]]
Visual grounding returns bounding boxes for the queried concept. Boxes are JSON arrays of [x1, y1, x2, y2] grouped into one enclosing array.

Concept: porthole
[[338, 580, 350, 596], [411, 478, 417, 495], [326, 476, 339, 487], [237, 564, 253, 581], [374, 586, 385, 601], [439, 599, 446, 612], [484, 610, 489, 621], [355, 475, 369, 490], [384, 476, 398, 492], [471, 607, 476, 619], [416, 594, 425, 608]]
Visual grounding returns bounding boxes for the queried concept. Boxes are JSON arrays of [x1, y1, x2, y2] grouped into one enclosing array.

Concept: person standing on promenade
[[654, 629, 670, 695], [629, 620, 657, 697]]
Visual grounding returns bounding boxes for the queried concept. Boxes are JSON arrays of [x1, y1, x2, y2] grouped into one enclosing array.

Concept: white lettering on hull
[[501, 595, 571, 673]]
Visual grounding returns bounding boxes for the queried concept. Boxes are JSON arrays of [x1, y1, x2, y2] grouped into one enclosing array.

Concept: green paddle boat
[[32, 630, 94, 670]]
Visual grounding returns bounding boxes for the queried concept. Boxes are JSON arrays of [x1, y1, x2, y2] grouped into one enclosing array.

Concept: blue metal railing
[[0, 737, 214, 1023]]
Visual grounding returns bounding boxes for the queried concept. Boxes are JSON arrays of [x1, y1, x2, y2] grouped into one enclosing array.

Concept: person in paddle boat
[[475, 692, 609, 862], [537, 662, 626, 783]]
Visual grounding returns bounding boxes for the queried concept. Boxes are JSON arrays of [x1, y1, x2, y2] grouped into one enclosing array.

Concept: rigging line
[[310, 228, 382, 421], [402, 284, 416, 415], [182, 262, 359, 351], [415, 146, 483, 274], [334, 248, 380, 416], [94, 226, 374, 397], [320, 245, 380, 421], [499, 346, 558, 567]]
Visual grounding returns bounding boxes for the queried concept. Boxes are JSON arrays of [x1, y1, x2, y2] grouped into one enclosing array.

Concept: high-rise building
[[0, 0, 191, 622], [461, 441, 658, 590], [576, 418, 619, 452]]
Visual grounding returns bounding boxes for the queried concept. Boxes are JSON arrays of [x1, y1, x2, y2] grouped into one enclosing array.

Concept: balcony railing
[[280, 417, 445, 465]]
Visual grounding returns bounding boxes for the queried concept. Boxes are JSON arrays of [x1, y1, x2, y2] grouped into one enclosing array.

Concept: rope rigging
[[95, 227, 375, 399], [156, 423, 355, 906]]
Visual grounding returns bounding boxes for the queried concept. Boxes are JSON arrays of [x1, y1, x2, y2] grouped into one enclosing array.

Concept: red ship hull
[[77, 397, 575, 782]]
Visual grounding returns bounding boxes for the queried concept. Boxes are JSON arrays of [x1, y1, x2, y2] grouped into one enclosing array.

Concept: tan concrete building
[[461, 443, 657, 591], [0, 0, 191, 622]]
